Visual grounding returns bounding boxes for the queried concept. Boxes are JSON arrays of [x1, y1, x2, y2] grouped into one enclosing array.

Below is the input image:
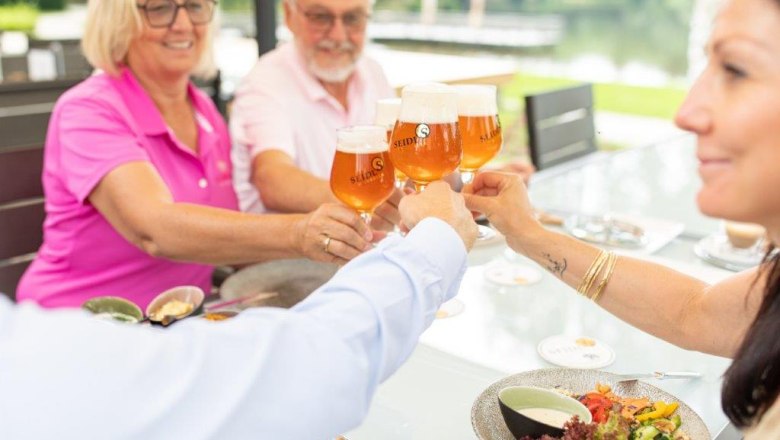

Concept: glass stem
[[413, 181, 427, 192], [359, 212, 372, 225], [460, 170, 475, 185]]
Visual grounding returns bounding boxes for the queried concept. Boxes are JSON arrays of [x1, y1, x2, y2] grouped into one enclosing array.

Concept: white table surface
[[348, 135, 736, 439]]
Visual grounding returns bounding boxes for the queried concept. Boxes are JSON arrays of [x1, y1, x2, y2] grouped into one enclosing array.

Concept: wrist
[[289, 214, 308, 256], [506, 219, 547, 256]]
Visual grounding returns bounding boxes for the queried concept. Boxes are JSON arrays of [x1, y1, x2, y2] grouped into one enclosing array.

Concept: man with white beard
[[230, 0, 400, 230]]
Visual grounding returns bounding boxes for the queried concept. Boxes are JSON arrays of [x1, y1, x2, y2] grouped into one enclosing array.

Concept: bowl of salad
[[472, 368, 710, 440]]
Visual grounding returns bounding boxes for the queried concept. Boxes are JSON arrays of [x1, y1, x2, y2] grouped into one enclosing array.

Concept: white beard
[[295, 38, 361, 83], [307, 59, 357, 83]]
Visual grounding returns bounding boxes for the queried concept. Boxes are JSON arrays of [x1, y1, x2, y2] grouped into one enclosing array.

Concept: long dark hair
[[721, 245, 780, 427]]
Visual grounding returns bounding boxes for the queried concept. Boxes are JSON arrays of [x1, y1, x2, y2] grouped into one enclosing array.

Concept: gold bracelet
[[577, 250, 608, 297], [577, 250, 606, 296], [591, 252, 618, 303]]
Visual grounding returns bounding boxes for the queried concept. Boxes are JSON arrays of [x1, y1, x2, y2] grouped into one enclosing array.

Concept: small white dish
[[694, 233, 764, 272], [436, 298, 465, 319], [537, 335, 615, 369], [484, 260, 542, 287]]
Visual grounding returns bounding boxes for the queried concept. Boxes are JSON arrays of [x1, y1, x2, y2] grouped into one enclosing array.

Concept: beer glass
[[390, 82, 461, 192], [374, 98, 407, 189], [330, 125, 395, 224], [454, 85, 502, 185]]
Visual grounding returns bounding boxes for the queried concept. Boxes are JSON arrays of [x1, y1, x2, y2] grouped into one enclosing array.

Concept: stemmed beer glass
[[454, 85, 503, 240], [374, 98, 407, 190], [389, 83, 462, 192], [330, 126, 396, 224], [454, 85, 502, 185]]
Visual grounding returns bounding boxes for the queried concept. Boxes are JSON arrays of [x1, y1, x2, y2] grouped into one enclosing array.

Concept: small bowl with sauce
[[498, 386, 592, 438], [82, 296, 143, 324], [146, 286, 205, 326]]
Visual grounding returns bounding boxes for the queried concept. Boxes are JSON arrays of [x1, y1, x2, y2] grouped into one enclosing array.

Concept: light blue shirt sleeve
[[0, 218, 467, 440]]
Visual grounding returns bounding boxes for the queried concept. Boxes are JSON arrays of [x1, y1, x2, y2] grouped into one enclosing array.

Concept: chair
[[524, 83, 597, 170], [0, 145, 45, 300], [0, 78, 79, 149], [0, 54, 29, 82]]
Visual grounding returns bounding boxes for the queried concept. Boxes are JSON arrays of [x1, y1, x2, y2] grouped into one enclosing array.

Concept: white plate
[[483, 260, 542, 287], [471, 368, 711, 440], [694, 234, 763, 272], [537, 335, 615, 369], [436, 298, 464, 319]]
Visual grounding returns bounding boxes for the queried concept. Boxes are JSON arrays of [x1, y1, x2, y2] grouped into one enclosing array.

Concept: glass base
[[476, 224, 496, 241]]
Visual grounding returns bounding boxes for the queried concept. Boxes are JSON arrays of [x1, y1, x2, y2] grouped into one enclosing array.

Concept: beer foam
[[374, 98, 402, 128], [454, 85, 498, 116], [336, 125, 389, 153], [399, 82, 458, 123]]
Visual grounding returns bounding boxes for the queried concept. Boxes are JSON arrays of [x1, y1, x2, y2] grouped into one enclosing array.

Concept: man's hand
[[399, 181, 478, 250]]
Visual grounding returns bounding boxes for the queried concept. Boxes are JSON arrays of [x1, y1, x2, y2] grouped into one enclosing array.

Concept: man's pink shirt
[[230, 43, 395, 213], [16, 68, 238, 309]]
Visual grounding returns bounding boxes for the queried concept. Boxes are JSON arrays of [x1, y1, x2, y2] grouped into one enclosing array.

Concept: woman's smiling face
[[675, 0, 780, 233]]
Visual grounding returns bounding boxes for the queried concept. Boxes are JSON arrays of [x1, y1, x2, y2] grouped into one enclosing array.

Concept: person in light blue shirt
[[0, 181, 476, 440]]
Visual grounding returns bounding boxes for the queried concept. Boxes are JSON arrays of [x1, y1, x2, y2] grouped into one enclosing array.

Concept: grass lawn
[[0, 4, 38, 32], [495, 72, 688, 161]]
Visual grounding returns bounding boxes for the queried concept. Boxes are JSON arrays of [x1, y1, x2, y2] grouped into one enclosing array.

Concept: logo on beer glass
[[372, 157, 385, 171], [415, 123, 430, 139]]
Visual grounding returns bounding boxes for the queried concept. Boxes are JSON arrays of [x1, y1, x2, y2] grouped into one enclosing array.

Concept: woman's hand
[[293, 203, 374, 265], [462, 171, 542, 252]]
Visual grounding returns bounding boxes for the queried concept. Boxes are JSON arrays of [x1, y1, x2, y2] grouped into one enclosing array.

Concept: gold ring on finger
[[323, 235, 332, 254]]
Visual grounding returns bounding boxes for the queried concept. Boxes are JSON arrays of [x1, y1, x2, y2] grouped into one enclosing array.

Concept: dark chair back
[[1, 54, 29, 82], [0, 78, 79, 149], [0, 77, 75, 299], [524, 83, 597, 170], [0, 145, 45, 300]]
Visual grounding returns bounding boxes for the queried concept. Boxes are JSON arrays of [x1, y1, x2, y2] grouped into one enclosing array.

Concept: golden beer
[[389, 121, 461, 185], [458, 114, 502, 171], [391, 83, 461, 191], [330, 126, 395, 222], [386, 129, 408, 184], [454, 85, 501, 184]]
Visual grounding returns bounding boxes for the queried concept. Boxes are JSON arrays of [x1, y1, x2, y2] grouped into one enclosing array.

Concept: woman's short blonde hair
[[81, 0, 217, 79]]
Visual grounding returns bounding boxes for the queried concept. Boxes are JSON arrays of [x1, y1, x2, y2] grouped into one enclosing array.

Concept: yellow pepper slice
[[663, 402, 679, 418], [636, 401, 668, 422]]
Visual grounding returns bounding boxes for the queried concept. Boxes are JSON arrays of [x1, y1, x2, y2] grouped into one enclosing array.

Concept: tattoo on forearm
[[543, 253, 567, 278]]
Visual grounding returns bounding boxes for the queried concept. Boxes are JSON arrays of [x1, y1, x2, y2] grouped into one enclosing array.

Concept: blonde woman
[[17, 0, 373, 309]]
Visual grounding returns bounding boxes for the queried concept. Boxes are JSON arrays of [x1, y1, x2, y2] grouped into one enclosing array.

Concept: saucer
[[484, 260, 542, 287], [564, 214, 647, 249], [436, 298, 464, 319], [694, 234, 763, 271], [537, 335, 615, 369]]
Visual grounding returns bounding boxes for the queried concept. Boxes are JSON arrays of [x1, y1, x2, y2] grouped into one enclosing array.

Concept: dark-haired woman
[[463, 0, 780, 436]]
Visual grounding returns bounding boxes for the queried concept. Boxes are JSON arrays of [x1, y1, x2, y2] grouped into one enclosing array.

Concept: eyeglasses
[[293, 2, 370, 33], [137, 0, 217, 29]]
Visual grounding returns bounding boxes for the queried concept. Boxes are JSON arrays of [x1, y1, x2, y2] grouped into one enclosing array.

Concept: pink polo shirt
[[16, 68, 238, 309], [230, 43, 395, 213]]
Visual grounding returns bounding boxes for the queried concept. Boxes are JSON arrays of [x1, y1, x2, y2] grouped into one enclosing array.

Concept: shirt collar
[[113, 67, 211, 137]]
